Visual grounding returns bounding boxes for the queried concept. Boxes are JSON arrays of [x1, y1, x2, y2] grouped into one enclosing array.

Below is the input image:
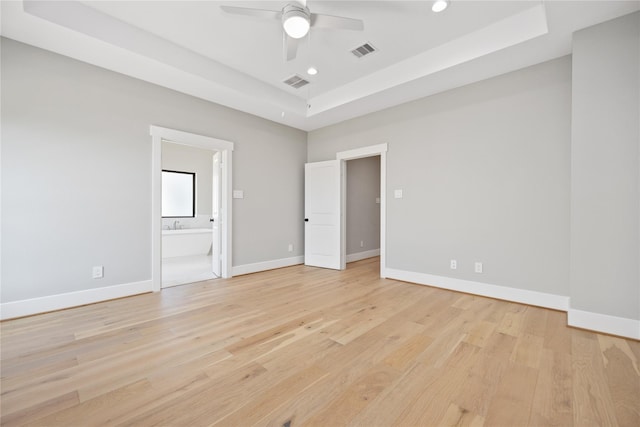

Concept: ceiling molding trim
[[307, 3, 549, 116]]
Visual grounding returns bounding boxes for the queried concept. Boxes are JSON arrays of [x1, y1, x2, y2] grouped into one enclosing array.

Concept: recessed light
[[307, 67, 318, 76], [432, 0, 449, 13]]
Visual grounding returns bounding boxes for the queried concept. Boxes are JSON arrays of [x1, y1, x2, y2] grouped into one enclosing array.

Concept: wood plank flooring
[[1, 257, 638, 426]]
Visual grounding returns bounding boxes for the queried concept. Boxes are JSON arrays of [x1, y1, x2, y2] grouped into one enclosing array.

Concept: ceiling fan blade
[[220, 5, 281, 20], [310, 13, 364, 31], [284, 35, 299, 62]]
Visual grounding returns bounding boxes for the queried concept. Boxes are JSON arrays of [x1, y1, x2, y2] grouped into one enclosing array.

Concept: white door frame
[[336, 143, 388, 278], [150, 125, 234, 292], [211, 151, 222, 278]]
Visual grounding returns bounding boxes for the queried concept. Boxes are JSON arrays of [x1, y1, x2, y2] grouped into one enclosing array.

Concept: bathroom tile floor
[[162, 255, 217, 287]]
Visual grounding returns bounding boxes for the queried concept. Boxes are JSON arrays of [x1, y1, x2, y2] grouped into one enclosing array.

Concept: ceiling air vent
[[351, 42, 377, 59], [283, 75, 310, 89]]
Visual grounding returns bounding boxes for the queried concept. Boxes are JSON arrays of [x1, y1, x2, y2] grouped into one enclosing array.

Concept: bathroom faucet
[[173, 220, 180, 230]]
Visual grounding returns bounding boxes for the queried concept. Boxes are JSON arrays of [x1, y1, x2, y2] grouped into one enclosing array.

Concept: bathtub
[[162, 228, 212, 258]]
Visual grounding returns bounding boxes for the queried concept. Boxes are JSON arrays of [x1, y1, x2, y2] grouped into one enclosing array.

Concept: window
[[162, 170, 195, 218]]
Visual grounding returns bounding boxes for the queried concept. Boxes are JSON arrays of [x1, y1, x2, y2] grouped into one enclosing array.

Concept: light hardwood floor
[[1, 257, 638, 426]]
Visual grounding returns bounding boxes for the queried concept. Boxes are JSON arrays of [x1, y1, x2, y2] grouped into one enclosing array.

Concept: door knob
[[304, 218, 309, 222], [210, 218, 215, 222]]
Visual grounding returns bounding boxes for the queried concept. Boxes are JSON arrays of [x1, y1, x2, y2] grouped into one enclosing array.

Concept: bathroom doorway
[[150, 126, 234, 292], [160, 141, 218, 288]]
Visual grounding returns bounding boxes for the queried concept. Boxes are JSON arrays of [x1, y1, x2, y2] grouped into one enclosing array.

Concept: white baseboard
[[0, 280, 152, 320], [232, 256, 304, 276], [346, 249, 381, 263], [568, 308, 640, 340], [385, 268, 569, 311]]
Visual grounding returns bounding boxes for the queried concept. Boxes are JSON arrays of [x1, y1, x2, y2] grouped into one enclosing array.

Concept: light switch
[[233, 190, 244, 199], [394, 189, 403, 199]]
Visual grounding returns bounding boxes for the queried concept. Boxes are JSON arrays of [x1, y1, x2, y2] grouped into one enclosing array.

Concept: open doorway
[[345, 156, 381, 267], [304, 144, 387, 276], [160, 142, 219, 287], [337, 143, 387, 276], [150, 126, 234, 292]]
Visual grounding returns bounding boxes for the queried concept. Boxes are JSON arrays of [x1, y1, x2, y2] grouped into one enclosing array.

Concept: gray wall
[[570, 12, 640, 320], [346, 156, 381, 255], [1, 38, 307, 303], [162, 141, 214, 230], [309, 56, 572, 296]]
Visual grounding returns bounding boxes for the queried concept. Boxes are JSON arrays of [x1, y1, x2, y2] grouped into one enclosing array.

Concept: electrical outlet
[[475, 262, 483, 273], [288, 243, 293, 252], [92, 265, 104, 279], [450, 260, 457, 270], [360, 241, 364, 248]]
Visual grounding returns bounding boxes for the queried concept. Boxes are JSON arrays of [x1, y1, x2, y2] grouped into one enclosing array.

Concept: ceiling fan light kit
[[432, 0, 450, 13], [282, 4, 311, 39], [221, 2, 365, 62]]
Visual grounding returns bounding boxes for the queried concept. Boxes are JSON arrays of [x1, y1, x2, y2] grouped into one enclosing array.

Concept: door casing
[[150, 126, 234, 292], [211, 151, 222, 278], [336, 144, 387, 278]]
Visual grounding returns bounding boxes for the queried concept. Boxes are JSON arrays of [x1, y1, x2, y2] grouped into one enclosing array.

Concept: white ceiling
[[2, 1, 639, 131]]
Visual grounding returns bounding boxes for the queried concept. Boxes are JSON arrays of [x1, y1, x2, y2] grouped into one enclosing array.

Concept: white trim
[[336, 143, 388, 161], [568, 309, 640, 340], [149, 126, 234, 151], [380, 152, 386, 278], [232, 256, 304, 276], [385, 268, 569, 311], [336, 143, 388, 278], [150, 125, 234, 292], [221, 149, 233, 279], [340, 160, 347, 270], [346, 249, 381, 263], [0, 280, 152, 320], [151, 132, 162, 292]]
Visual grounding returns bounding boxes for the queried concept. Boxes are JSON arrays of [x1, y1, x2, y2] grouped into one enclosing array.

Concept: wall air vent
[[351, 42, 377, 58], [283, 75, 310, 89]]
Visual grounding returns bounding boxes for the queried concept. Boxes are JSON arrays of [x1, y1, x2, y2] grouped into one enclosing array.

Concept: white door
[[211, 152, 221, 277], [305, 160, 344, 270]]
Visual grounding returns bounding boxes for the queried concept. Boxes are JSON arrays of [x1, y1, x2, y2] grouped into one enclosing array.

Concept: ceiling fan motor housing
[[282, 3, 311, 39]]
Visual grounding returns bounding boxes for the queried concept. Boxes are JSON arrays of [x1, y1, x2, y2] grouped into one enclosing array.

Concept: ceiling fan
[[220, 0, 364, 61]]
